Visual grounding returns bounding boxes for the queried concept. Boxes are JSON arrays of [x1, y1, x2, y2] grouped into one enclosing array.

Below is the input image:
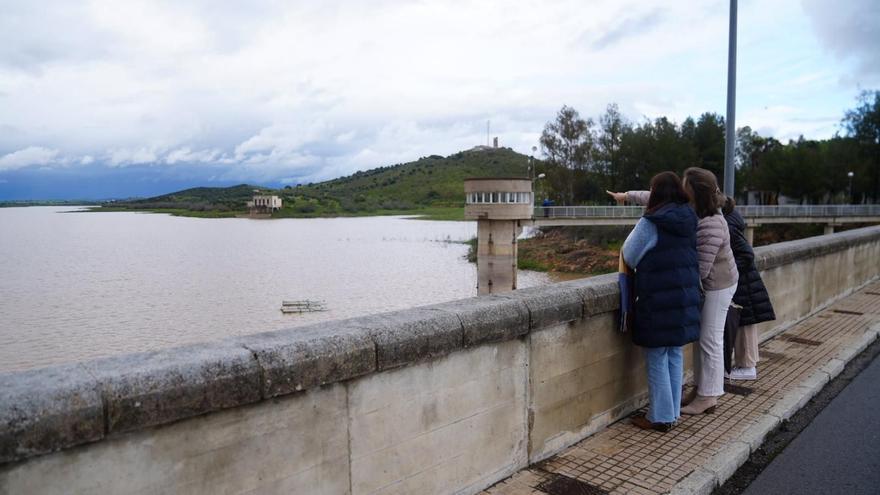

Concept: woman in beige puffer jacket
[[678, 168, 738, 414]]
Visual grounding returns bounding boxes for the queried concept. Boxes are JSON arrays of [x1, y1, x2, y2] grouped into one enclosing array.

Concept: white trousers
[[693, 284, 737, 397]]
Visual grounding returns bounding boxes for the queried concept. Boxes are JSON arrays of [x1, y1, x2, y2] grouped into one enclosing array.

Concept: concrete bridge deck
[[483, 281, 880, 495]]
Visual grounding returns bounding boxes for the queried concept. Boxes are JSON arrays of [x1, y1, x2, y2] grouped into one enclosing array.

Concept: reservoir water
[[0, 207, 551, 372]]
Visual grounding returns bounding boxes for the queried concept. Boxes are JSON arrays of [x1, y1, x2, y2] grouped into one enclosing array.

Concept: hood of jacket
[[645, 202, 697, 238]]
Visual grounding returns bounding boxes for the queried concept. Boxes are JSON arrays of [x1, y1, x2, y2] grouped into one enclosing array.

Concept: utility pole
[[530, 145, 537, 181], [723, 0, 737, 196], [848, 171, 854, 204]]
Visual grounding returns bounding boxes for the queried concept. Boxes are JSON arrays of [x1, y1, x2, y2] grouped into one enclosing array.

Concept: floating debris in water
[[281, 300, 327, 313]]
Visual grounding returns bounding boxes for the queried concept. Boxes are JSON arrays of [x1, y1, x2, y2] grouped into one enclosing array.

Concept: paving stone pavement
[[482, 281, 880, 495]]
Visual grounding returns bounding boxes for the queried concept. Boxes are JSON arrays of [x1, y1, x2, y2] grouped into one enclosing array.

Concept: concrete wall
[[3, 226, 880, 495]]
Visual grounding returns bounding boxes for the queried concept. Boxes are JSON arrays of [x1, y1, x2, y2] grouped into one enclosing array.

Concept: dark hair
[[646, 171, 690, 214], [683, 167, 724, 218], [721, 195, 736, 216]]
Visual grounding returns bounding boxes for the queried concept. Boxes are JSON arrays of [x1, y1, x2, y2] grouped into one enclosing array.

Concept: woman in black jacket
[[722, 197, 776, 380]]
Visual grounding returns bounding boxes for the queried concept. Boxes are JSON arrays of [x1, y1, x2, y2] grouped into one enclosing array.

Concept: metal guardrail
[[535, 205, 880, 219], [737, 205, 880, 217], [535, 206, 644, 218]]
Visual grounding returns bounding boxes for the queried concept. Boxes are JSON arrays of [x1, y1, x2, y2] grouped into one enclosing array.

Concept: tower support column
[[476, 219, 522, 295]]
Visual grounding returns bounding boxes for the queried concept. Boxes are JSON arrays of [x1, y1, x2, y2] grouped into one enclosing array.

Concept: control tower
[[464, 178, 533, 295]]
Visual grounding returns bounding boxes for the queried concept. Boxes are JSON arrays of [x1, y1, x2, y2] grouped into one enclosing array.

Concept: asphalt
[[742, 351, 880, 495]]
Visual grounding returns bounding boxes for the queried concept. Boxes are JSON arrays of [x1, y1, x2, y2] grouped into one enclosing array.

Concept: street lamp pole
[[530, 146, 537, 181], [723, 0, 738, 197], [848, 171, 854, 204], [534, 173, 546, 215]]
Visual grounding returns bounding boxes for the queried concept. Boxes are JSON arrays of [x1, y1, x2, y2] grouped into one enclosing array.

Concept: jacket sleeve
[[696, 216, 723, 282], [622, 218, 658, 267], [626, 190, 650, 206]]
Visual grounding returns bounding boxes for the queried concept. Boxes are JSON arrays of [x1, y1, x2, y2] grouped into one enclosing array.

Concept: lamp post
[[534, 173, 546, 197], [723, 0, 738, 196], [534, 173, 547, 216], [848, 171, 854, 204], [529, 146, 538, 181]]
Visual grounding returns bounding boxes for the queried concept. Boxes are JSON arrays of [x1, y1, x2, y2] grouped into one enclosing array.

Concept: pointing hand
[[606, 190, 626, 204]]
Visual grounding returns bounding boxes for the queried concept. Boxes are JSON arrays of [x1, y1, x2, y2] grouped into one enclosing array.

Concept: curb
[[667, 321, 880, 494]]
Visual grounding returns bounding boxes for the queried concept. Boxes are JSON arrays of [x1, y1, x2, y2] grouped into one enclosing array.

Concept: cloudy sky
[[1, 0, 877, 199]]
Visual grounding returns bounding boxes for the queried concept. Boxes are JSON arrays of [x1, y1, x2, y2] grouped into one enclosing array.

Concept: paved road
[[743, 354, 880, 495]]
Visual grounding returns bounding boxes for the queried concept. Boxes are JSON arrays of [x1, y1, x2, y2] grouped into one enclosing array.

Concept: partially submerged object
[[280, 300, 327, 313]]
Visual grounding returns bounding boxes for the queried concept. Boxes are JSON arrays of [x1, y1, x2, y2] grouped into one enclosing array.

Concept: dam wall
[[3, 226, 879, 494]]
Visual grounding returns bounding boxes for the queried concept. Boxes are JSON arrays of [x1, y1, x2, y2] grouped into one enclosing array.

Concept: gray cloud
[[0, 0, 870, 195], [0, 2, 112, 72], [590, 9, 666, 50], [802, 0, 880, 81]]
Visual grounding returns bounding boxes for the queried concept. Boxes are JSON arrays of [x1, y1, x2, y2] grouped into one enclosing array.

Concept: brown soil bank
[[517, 226, 627, 275]]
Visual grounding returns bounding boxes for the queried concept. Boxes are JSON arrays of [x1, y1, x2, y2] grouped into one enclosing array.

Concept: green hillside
[[300, 147, 529, 208], [99, 147, 532, 219], [117, 184, 260, 211]]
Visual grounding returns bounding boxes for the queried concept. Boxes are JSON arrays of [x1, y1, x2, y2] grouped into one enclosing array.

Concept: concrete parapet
[[352, 307, 464, 371], [753, 224, 880, 271], [2, 225, 880, 494], [236, 322, 376, 398], [429, 295, 530, 347], [496, 281, 586, 329], [82, 342, 263, 435], [0, 364, 103, 464], [576, 273, 621, 316]]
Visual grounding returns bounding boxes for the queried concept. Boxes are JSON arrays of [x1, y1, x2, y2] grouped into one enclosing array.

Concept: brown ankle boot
[[681, 388, 697, 407], [631, 414, 673, 432], [680, 395, 718, 415]]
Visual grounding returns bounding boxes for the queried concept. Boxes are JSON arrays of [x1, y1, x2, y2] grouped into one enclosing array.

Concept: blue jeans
[[644, 346, 683, 423]]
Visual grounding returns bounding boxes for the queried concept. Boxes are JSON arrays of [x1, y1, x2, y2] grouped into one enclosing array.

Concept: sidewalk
[[483, 281, 880, 495]]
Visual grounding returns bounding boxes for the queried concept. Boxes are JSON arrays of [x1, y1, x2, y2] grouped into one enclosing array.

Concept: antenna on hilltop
[[486, 120, 490, 147]]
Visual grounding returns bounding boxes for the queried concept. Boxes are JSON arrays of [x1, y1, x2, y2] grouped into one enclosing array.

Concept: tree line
[[537, 90, 880, 205]]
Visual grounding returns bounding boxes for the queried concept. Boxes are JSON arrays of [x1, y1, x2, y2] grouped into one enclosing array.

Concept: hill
[[117, 184, 260, 211], [102, 147, 532, 219]]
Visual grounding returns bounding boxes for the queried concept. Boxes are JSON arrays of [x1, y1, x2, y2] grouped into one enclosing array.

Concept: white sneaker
[[727, 366, 757, 381]]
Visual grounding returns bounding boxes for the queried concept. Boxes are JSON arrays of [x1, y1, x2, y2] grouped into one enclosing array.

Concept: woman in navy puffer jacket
[[620, 172, 701, 432]]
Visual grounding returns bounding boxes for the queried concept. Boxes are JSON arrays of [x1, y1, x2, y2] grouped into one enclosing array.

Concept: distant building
[[247, 195, 282, 213], [493, 137, 499, 148]]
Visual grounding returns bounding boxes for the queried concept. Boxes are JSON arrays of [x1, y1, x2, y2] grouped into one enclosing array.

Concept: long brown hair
[[683, 167, 724, 218], [646, 171, 690, 214]]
